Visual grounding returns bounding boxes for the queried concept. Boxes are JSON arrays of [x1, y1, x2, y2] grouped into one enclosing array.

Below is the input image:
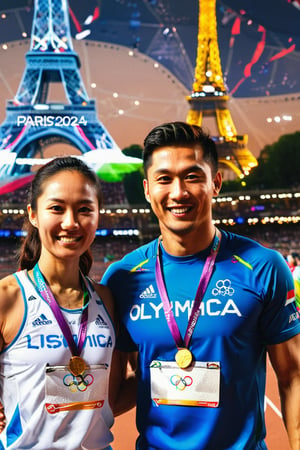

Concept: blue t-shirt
[[102, 230, 300, 450]]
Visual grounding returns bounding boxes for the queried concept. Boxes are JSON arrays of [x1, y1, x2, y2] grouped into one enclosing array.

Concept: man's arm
[[109, 349, 138, 417], [268, 334, 300, 450]]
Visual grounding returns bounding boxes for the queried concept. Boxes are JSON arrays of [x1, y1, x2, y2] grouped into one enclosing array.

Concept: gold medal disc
[[175, 348, 193, 369], [69, 356, 86, 376]]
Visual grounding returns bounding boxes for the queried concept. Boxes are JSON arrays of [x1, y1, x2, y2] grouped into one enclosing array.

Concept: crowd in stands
[[0, 214, 24, 230], [100, 180, 128, 206], [0, 182, 299, 279], [0, 239, 19, 277], [0, 179, 128, 208], [213, 190, 300, 221], [0, 186, 29, 207], [0, 224, 298, 280]]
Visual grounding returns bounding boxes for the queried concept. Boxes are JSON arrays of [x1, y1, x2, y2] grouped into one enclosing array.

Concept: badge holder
[[45, 364, 108, 414], [150, 360, 220, 408]]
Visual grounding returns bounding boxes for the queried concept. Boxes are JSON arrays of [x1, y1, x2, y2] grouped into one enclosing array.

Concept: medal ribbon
[[33, 264, 89, 357], [155, 228, 221, 349]]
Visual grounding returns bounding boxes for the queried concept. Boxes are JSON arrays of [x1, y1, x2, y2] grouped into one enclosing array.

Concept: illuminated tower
[[186, 0, 257, 177], [0, 0, 120, 178]]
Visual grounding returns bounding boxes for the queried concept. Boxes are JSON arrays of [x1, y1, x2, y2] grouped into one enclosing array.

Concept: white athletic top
[[0, 270, 116, 450]]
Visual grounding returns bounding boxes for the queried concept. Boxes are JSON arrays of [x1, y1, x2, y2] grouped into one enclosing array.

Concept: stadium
[[0, 181, 299, 280], [0, 3, 299, 448], [0, 0, 299, 280]]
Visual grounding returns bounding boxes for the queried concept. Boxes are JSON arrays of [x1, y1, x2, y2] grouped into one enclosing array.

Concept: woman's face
[[28, 170, 99, 263]]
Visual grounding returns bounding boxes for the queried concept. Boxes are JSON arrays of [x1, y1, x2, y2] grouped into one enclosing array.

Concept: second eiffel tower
[[187, 0, 258, 178]]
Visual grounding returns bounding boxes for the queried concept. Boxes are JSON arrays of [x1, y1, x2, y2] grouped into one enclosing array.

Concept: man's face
[[143, 146, 221, 238]]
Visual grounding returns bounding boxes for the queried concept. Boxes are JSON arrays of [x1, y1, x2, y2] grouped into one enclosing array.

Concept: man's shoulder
[[119, 238, 157, 266], [221, 229, 262, 253], [102, 238, 158, 282], [221, 230, 286, 266]]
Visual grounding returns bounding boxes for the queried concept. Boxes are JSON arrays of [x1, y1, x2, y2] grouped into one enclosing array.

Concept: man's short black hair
[[143, 121, 218, 176]]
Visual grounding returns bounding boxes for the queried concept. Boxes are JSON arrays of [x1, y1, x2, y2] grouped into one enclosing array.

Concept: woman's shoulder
[[0, 273, 24, 349], [90, 279, 116, 327], [0, 273, 21, 303]]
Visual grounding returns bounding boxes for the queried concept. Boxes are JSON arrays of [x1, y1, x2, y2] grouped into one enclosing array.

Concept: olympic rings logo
[[170, 375, 193, 391], [63, 373, 94, 392]]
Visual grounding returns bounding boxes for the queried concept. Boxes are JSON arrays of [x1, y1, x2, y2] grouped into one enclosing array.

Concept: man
[[102, 122, 300, 450]]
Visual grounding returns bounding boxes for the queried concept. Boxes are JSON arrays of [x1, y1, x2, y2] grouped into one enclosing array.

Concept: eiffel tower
[[0, 0, 120, 178], [186, 0, 258, 177]]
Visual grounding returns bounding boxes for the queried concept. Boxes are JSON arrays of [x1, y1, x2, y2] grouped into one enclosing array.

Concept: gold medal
[[69, 356, 86, 376], [175, 348, 193, 369]]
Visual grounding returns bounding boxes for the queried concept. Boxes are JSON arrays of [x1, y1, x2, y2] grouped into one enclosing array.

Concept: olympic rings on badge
[[63, 372, 94, 392], [170, 375, 193, 391]]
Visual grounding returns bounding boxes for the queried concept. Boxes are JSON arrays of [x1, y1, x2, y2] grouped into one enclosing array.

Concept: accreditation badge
[[150, 360, 220, 407], [45, 364, 108, 414]]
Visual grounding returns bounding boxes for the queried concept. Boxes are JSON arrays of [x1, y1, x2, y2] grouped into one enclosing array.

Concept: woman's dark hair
[[19, 156, 103, 275], [143, 121, 218, 176]]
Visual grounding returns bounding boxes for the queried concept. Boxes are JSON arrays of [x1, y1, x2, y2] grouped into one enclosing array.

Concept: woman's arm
[[0, 274, 24, 432], [109, 349, 138, 416], [0, 274, 24, 350], [93, 281, 138, 416]]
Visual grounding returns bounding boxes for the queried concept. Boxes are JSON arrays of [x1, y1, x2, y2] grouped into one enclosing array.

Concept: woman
[[0, 156, 128, 449]]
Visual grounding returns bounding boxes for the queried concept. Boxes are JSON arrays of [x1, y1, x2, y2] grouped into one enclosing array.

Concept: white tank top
[[0, 270, 116, 450]]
